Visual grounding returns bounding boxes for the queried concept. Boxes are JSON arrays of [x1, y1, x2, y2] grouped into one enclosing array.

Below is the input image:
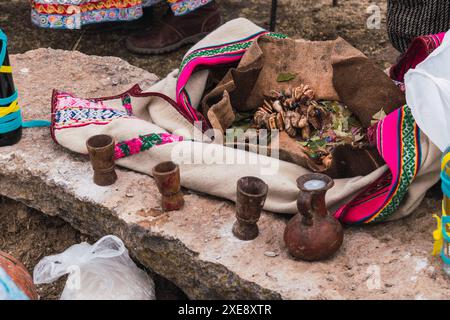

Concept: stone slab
[[0, 48, 448, 299]]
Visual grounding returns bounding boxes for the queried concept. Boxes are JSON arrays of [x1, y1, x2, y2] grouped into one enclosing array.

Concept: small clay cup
[[152, 161, 184, 211], [86, 134, 118, 186], [232, 176, 268, 241]]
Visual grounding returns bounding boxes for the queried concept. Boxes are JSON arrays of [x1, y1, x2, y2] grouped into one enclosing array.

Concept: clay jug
[[0, 251, 38, 299], [284, 173, 343, 261]]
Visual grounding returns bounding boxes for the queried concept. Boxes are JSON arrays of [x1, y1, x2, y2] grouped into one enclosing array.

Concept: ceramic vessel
[[0, 251, 38, 300], [284, 173, 343, 261]]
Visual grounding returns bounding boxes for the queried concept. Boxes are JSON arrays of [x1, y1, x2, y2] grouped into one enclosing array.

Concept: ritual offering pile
[[251, 84, 368, 169]]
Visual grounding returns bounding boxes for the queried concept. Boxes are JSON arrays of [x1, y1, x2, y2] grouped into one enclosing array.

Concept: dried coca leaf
[[371, 108, 387, 125], [295, 100, 368, 166], [230, 112, 253, 133], [348, 115, 361, 128], [298, 141, 309, 147], [276, 72, 296, 82]]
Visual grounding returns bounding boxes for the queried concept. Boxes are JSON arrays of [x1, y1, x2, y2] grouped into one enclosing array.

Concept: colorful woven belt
[[0, 29, 50, 135], [0, 30, 21, 135]]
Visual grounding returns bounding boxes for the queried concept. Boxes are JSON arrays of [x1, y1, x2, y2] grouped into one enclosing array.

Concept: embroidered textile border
[[367, 106, 421, 223], [114, 132, 184, 159]]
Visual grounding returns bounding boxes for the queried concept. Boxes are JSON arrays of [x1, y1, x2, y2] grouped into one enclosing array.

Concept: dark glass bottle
[[0, 44, 22, 147]]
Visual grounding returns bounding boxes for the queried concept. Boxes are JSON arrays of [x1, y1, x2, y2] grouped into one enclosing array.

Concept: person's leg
[[126, 0, 221, 55]]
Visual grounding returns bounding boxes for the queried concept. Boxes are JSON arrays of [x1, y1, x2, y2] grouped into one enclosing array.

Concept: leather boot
[[126, 1, 222, 55]]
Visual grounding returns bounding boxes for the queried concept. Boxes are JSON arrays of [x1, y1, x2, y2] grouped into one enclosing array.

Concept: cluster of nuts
[[253, 84, 326, 139]]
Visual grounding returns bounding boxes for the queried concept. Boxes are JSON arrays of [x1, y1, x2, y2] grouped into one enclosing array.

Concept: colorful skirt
[[30, 0, 211, 29]]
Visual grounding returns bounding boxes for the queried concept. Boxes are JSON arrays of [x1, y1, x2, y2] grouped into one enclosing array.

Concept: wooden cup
[[152, 161, 184, 211], [232, 176, 268, 241], [86, 134, 118, 186]]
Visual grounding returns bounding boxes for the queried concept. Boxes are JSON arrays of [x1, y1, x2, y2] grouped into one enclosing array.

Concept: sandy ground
[[0, 0, 414, 300]]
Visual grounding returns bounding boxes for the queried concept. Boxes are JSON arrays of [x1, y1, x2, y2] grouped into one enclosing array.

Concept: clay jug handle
[[297, 191, 314, 226]]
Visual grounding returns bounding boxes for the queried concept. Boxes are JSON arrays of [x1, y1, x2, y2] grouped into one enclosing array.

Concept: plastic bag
[[405, 31, 450, 152], [33, 235, 155, 300]]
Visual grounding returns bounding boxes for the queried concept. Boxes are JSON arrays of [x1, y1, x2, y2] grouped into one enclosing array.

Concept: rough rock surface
[[1, 48, 449, 299]]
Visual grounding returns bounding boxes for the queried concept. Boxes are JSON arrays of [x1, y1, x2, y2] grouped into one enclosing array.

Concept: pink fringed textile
[[175, 31, 287, 131], [390, 33, 446, 83]]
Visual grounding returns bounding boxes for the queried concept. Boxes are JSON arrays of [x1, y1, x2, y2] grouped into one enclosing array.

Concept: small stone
[[344, 271, 354, 278], [265, 272, 277, 281], [100, 78, 110, 86], [16, 208, 29, 222], [20, 68, 29, 74], [126, 193, 134, 198], [7, 222, 17, 233], [264, 251, 279, 258], [356, 258, 365, 266]]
